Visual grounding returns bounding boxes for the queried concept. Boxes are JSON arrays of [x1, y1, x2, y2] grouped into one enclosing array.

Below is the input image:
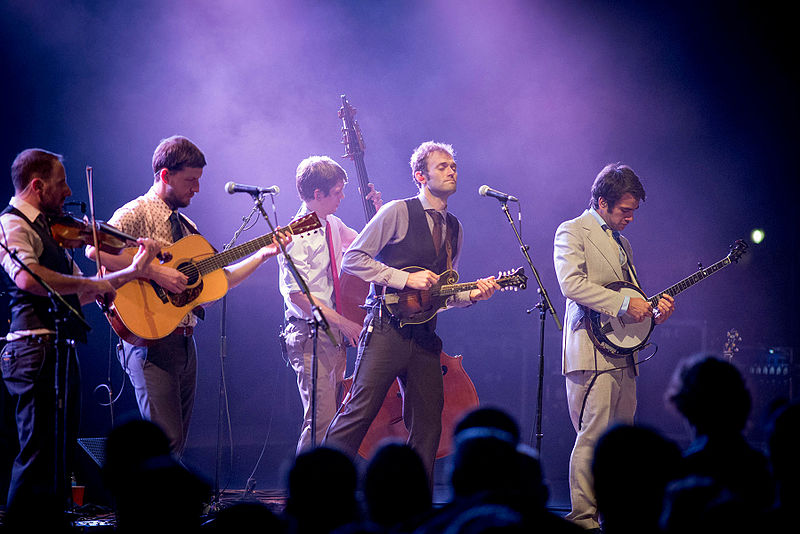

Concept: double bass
[[336, 94, 479, 459]]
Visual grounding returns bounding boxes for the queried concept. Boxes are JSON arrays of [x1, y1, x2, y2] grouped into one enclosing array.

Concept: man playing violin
[[0, 149, 159, 519], [278, 156, 381, 454], [88, 135, 288, 456], [323, 141, 499, 483]]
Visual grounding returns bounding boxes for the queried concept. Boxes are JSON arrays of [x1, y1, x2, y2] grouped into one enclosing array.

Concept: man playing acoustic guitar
[[323, 141, 499, 483], [89, 135, 289, 456], [553, 163, 675, 531]]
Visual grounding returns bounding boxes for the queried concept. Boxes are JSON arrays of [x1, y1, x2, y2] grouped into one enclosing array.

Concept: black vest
[[1, 205, 86, 342], [371, 198, 460, 329]]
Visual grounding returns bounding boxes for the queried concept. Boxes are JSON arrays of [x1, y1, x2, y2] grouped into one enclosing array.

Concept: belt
[[172, 326, 194, 337]]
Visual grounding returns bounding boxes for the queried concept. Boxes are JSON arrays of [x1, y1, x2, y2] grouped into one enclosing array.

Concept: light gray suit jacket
[[553, 210, 638, 374]]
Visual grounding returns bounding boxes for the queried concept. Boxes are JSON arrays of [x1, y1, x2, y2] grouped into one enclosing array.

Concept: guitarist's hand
[[653, 293, 675, 324], [624, 297, 654, 323], [258, 228, 293, 261], [469, 276, 501, 302], [147, 264, 188, 293], [405, 269, 439, 290]]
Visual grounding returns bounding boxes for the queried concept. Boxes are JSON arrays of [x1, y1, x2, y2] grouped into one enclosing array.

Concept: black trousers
[[323, 312, 443, 482]]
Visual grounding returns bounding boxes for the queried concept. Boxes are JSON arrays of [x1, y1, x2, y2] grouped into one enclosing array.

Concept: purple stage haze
[[1, 0, 796, 506]]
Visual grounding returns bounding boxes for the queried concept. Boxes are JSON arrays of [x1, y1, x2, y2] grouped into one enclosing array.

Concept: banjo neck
[[646, 255, 734, 307]]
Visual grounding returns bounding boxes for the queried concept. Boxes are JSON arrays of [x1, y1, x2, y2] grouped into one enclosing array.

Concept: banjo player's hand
[[624, 297, 653, 323], [653, 293, 675, 324]]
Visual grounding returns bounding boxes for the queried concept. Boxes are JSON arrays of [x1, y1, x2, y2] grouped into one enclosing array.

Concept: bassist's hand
[[623, 297, 653, 323], [469, 276, 500, 302], [365, 183, 383, 211], [337, 317, 363, 348], [405, 269, 439, 290], [653, 294, 675, 324]]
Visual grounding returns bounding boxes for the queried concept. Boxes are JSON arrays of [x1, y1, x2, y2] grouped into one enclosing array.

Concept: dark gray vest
[[1, 206, 86, 342]]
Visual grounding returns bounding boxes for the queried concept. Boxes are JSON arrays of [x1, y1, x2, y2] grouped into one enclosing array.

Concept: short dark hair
[[666, 354, 752, 434], [409, 141, 455, 188], [295, 156, 348, 201], [10, 148, 63, 192], [590, 162, 646, 210], [151, 135, 206, 176]]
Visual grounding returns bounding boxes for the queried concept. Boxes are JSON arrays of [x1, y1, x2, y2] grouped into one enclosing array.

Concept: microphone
[[224, 181, 280, 196], [478, 185, 518, 202]]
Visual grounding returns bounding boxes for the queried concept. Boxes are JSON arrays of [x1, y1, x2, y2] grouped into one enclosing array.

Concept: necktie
[[169, 211, 183, 243], [426, 209, 444, 253], [325, 221, 342, 311], [33, 214, 49, 233], [603, 225, 640, 287]]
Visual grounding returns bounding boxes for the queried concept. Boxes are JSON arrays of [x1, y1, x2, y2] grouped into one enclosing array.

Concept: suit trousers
[[323, 313, 443, 482], [565, 366, 636, 529], [120, 333, 197, 456], [285, 319, 347, 454]]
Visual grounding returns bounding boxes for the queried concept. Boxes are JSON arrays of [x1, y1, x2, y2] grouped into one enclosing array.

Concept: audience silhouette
[[592, 423, 681, 534], [103, 419, 210, 533]]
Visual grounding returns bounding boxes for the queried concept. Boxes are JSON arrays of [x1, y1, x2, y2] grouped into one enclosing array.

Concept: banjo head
[[587, 282, 655, 357]]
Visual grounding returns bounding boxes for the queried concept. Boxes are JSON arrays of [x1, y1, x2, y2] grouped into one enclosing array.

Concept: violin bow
[[86, 166, 111, 312]]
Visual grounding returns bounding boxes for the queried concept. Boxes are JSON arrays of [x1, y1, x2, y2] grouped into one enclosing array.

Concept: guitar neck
[[647, 256, 732, 306], [195, 231, 281, 276]]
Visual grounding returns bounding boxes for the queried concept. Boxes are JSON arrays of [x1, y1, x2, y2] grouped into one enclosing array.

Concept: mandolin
[[383, 266, 528, 326]]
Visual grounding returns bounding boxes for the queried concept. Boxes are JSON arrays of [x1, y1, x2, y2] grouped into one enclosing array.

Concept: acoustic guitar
[[108, 212, 321, 345], [586, 239, 747, 358]]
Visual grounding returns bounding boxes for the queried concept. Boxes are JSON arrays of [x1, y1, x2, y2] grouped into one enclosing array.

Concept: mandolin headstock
[[496, 267, 528, 292]]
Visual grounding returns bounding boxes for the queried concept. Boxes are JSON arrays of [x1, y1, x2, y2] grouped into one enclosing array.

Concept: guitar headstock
[[723, 328, 741, 362], [339, 94, 365, 160], [496, 267, 528, 292], [288, 212, 323, 236], [728, 239, 748, 263]]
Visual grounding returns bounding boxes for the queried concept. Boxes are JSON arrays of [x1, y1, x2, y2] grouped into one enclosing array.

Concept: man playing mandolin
[[88, 135, 289, 456], [323, 141, 499, 483], [553, 163, 675, 531]]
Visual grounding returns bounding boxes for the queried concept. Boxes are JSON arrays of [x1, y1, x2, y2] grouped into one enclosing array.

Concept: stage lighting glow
[[750, 228, 765, 244]]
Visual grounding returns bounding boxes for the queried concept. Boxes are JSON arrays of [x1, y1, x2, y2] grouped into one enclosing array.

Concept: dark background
[[2, 0, 797, 507]]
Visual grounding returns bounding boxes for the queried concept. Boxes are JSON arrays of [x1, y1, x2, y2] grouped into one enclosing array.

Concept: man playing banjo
[[553, 162, 675, 531]]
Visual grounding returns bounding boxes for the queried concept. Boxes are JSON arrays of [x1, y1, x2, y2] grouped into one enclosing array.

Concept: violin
[[50, 214, 138, 255]]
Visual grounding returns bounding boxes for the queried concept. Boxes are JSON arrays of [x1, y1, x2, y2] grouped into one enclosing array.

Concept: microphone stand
[[495, 201, 561, 454], [209, 201, 262, 512], [252, 195, 336, 451], [0, 240, 90, 512]]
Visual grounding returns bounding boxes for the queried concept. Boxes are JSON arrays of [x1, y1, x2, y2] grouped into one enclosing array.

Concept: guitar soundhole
[[177, 261, 201, 285]]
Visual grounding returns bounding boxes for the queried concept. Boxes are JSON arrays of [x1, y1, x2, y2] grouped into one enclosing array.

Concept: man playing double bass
[[323, 141, 499, 482], [278, 155, 381, 454]]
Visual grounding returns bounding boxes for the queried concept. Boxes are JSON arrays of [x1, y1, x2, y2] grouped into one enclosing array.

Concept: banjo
[[586, 239, 748, 358]]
